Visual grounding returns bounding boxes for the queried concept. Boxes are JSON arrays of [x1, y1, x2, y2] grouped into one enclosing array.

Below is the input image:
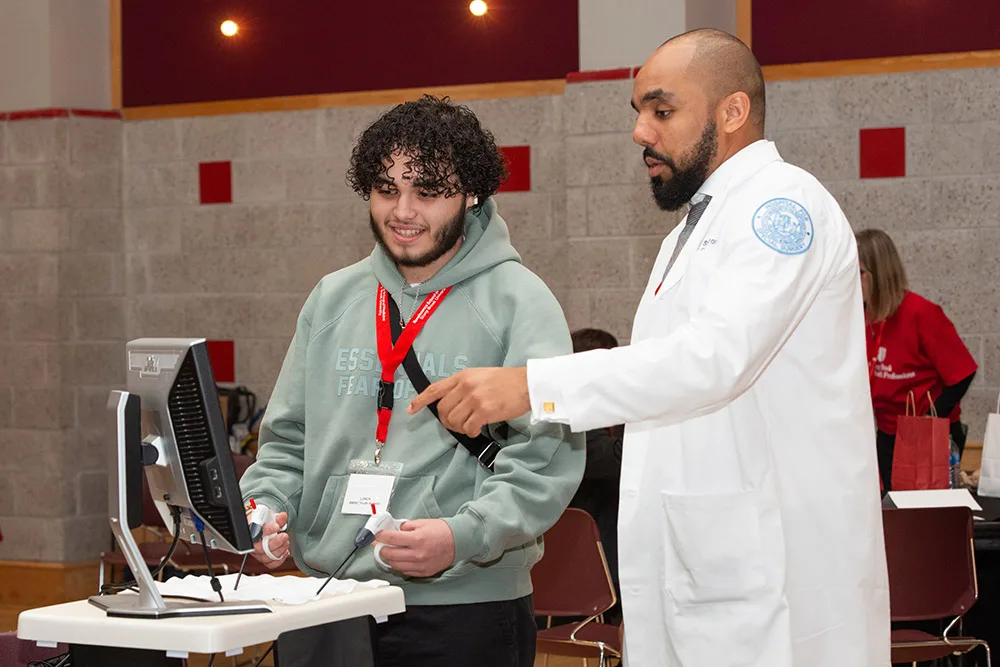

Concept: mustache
[[643, 147, 676, 172]]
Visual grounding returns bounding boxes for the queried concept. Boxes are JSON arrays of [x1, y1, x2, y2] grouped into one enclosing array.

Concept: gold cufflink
[[543, 402, 555, 413]]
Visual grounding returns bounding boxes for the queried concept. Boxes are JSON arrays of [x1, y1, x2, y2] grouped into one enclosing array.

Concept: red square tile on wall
[[498, 146, 531, 193], [205, 339, 235, 383], [860, 127, 906, 179], [199, 161, 232, 204]]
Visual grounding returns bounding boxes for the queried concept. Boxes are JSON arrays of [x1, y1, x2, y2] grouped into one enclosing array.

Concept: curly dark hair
[[346, 95, 508, 203], [571, 328, 619, 353]]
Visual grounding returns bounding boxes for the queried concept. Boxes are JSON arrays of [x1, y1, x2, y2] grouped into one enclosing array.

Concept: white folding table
[[18, 586, 405, 665]]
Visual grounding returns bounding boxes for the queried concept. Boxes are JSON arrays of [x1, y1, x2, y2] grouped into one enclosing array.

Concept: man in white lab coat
[[408, 29, 891, 667]]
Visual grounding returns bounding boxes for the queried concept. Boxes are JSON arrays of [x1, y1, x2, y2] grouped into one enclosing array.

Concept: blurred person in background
[[858, 228, 977, 491]]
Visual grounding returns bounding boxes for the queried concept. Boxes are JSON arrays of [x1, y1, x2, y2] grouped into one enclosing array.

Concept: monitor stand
[[87, 390, 271, 619], [88, 594, 271, 619]]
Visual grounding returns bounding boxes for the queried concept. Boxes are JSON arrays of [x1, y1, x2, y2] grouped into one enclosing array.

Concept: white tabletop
[[17, 586, 405, 655]]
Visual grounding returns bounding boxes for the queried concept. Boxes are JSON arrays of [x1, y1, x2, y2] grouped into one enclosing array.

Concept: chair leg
[[542, 616, 551, 667]]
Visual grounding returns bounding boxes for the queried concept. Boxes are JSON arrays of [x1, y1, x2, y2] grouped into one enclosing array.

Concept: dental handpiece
[[315, 510, 405, 595]]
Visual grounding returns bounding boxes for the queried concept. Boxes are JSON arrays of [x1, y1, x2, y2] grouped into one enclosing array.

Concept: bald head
[[631, 29, 765, 210], [658, 29, 765, 133]]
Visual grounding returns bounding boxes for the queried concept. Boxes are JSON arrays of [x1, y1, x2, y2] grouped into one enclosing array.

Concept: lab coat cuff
[[526, 358, 571, 426]]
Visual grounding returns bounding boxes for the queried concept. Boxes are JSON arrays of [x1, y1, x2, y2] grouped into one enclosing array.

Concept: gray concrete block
[[568, 238, 631, 288], [180, 115, 247, 161], [907, 123, 986, 177], [765, 78, 838, 133], [6, 119, 68, 164], [124, 163, 196, 206], [232, 159, 287, 203], [566, 134, 646, 187], [124, 119, 182, 163], [246, 110, 322, 158], [70, 116, 122, 165]]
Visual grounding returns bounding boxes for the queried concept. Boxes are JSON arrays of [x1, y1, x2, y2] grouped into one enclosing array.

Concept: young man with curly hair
[[239, 95, 585, 667]]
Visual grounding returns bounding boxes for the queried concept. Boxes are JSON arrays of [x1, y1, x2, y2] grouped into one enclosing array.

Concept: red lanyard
[[868, 321, 885, 380], [373, 283, 451, 461]]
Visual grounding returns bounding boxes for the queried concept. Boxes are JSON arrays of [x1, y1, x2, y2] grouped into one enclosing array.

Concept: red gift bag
[[891, 391, 951, 490]]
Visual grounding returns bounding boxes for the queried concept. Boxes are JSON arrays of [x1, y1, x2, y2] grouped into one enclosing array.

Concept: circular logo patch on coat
[[752, 198, 814, 255]]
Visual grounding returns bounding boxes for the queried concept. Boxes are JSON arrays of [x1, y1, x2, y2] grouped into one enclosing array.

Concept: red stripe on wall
[[566, 68, 632, 84], [8, 109, 71, 120], [1, 108, 123, 121]]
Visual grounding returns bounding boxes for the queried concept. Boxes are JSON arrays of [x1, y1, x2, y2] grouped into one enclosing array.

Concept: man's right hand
[[248, 511, 290, 568]]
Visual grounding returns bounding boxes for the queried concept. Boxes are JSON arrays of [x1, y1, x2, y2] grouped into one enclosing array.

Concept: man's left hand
[[375, 519, 456, 578], [407, 367, 531, 437]]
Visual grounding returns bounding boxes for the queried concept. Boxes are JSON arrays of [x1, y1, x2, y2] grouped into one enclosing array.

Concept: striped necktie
[[655, 195, 712, 294]]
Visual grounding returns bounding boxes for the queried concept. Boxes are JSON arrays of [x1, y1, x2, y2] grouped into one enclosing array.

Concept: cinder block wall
[[3, 66, 999, 561], [765, 68, 1000, 443], [0, 113, 123, 561]]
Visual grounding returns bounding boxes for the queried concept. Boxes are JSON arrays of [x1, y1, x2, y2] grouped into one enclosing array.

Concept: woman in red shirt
[[857, 229, 978, 490]]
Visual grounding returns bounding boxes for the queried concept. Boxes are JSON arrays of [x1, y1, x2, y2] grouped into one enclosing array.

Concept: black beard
[[647, 118, 718, 212], [369, 202, 466, 269]]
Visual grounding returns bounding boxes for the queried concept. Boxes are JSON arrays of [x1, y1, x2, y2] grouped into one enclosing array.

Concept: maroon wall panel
[[859, 128, 906, 179], [752, 1, 1000, 67], [498, 145, 531, 192], [122, 1, 578, 107]]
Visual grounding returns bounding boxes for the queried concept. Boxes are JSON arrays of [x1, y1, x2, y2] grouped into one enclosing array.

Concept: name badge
[[341, 473, 396, 515]]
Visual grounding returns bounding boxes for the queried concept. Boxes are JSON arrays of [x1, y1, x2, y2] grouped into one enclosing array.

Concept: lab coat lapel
[[653, 197, 723, 297], [652, 141, 784, 298]]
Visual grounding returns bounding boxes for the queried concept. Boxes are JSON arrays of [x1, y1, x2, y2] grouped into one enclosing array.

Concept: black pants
[[276, 595, 536, 667], [877, 422, 967, 492]]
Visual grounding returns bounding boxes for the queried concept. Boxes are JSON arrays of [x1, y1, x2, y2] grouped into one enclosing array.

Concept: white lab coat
[[528, 141, 890, 667]]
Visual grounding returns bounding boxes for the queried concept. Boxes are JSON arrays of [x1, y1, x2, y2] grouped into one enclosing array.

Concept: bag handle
[[905, 391, 916, 417], [926, 391, 938, 418]]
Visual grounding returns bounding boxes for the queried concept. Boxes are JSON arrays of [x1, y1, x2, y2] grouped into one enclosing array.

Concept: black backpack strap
[[388, 295, 500, 472]]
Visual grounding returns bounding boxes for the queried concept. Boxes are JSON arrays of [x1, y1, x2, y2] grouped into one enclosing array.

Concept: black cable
[[148, 507, 183, 580], [198, 529, 225, 602], [252, 642, 275, 667], [315, 544, 361, 595], [234, 552, 249, 590], [28, 653, 70, 667], [100, 506, 182, 595], [206, 654, 216, 667]]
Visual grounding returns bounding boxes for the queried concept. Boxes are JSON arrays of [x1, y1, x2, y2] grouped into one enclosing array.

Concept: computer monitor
[[88, 338, 270, 618]]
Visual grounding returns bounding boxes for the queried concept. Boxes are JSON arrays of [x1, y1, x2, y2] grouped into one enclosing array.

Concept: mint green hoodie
[[240, 198, 585, 605]]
